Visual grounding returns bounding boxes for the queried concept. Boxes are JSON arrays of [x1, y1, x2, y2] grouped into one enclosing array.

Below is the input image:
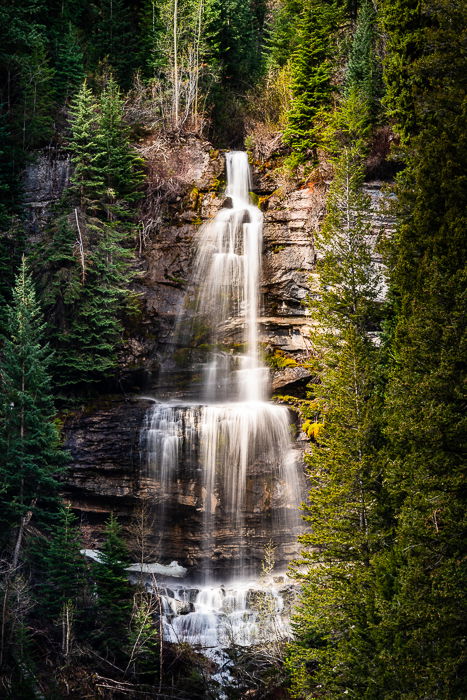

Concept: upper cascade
[[189, 150, 266, 403]]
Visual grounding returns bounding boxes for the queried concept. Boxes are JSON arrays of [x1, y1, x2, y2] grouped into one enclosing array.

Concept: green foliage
[[93, 513, 132, 654], [88, 0, 140, 89], [265, 0, 305, 71], [345, 0, 379, 108], [264, 348, 298, 370], [53, 24, 85, 103], [53, 219, 135, 390], [289, 1, 467, 696], [286, 142, 386, 697], [378, 0, 423, 142], [37, 77, 142, 394], [204, 0, 266, 89], [68, 77, 143, 214], [68, 82, 106, 210], [36, 505, 86, 621], [371, 2, 467, 693], [0, 258, 66, 540], [283, 0, 341, 162]]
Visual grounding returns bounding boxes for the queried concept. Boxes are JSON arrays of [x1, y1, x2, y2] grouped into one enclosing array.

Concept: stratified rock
[[22, 148, 71, 237]]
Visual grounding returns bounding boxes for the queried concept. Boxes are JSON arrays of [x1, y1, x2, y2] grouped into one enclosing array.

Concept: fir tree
[[93, 513, 132, 655], [37, 505, 86, 623], [68, 81, 105, 212], [53, 23, 85, 103], [89, 0, 139, 88], [345, 0, 378, 109], [286, 148, 386, 698], [283, 0, 341, 164], [372, 1, 467, 694], [42, 77, 141, 394], [96, 75, 144, 212], [0, 258, 67, 547], [54, 219, 134, 390]]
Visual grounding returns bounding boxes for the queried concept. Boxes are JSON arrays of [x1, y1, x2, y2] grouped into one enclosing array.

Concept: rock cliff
[[22, 138, 394, 571]]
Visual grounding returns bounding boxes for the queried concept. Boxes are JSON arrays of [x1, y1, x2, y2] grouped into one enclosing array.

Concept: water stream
[[140, 152, 303, 653]]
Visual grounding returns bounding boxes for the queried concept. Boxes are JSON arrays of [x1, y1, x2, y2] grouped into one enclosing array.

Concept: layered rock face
[[22, 139, 393, 571], [61, 143, 316, 572]]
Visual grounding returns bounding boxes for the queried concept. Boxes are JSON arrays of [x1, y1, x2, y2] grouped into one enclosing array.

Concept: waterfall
[[140, 152, 303, 648]]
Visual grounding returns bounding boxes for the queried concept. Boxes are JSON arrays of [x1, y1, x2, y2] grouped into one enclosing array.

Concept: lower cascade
[[140, 151, 304, 654]]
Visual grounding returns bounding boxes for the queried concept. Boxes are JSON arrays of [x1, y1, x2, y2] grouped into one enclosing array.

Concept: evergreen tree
[[12, 39, 55, 150], [68, 81, 106, 212], [96, 76, 144, 212], [53, 23, 85, 103], [137, 0, 165, 77], [345, 0, 379, 113], [264, 0, 305, 71], [89, 0, 139, 88], [0, 258, 66, 546], [37, 505, 86, 623], [372, 1, 467, 695], [204, 0, 266, 89], [68, 77, 142, 216], [378, 0, 423, 142], [40, 77, 141, 394], [93, 513, 132, 655], [286, 147, 386, 698], [53, 219, 134, 390], [283, 0, 341, 164]]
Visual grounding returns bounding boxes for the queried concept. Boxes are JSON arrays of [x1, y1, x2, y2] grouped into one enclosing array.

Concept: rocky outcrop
[[124, 144, 322, 387], [60, 142, 318, 565], [62, 397, 152, 521], [22, 147, 71, 238], [48, 137, 395, 566]]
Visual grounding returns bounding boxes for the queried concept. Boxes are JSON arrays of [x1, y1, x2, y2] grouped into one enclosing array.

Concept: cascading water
[[140, 152, 303, 652]]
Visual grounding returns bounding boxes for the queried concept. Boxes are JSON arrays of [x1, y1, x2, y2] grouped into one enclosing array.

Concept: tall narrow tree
[[286, 147, 386, 697], [0, 257, 66, 550]]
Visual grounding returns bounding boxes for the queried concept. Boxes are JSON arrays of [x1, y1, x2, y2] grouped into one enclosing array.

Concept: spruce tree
[[93, 513, 132, 655], [96, 76, 144, 212], [372, 1, 467, 695], [40, 77, 141, 394], [54, 220, 134, 390], [68, 81, 106, 212], [37, 505, 86, 623], [0, 258, 66, 546], [286, 148, 386, 698], [53, 23, 85, 103], [283, 0, 340, 163], [345, 0, 378, 109]]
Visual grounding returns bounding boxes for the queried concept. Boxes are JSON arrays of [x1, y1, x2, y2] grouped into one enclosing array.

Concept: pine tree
[[371, 1, 467, 695], [0, 258, 67, 547], [37, 505, 86, 623], [286, 148, 386, 698], [283, 0, 341, 164], [68, 81, 106, 212], [93, 513, 132, 655]]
